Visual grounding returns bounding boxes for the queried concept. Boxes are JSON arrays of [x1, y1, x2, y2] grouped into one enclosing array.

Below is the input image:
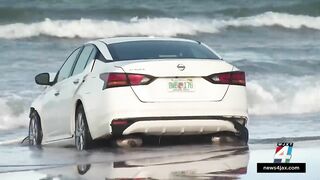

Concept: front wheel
[[75, 105, 92, 150], [29, 111, 43, 146]]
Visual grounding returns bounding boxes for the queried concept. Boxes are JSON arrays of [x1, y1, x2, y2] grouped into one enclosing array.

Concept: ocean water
[[0, 0, 319, 142]]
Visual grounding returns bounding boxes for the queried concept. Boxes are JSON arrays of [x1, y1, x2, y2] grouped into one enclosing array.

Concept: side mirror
[[35, 73, 52, 86]]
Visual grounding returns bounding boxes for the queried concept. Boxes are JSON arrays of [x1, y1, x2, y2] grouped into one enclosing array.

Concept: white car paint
[[122, 120, 237, 135], [30, 37, 248, 145]]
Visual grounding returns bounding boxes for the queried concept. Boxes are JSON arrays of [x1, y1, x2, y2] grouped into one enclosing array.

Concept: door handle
[[73, 79, 80, 84], [54, 91, 60, 96]]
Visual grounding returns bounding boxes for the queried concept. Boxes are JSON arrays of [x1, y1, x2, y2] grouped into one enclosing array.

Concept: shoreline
[[0, 139, 319, 179]]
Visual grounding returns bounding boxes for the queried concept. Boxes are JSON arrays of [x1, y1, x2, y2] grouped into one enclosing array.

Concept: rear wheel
[[75, 105, 92, 150], [212, 127, 249, 145], [238, 126, 249, 145], [29, 111, 42, 146]]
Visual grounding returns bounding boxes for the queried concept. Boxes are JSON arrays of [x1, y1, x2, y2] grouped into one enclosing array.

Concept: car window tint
[[57, 48, 81, 82], [95, 50, 107, 61], [107, 40, 220, 61], [72, 45, 94, 75], [86, 46, 97, 67]]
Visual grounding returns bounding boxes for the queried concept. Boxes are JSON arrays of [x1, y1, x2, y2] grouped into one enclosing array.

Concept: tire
[[237, 126, 249, 145], [28, 111, 43, 146], [231, 121, 249, 145], [77, 164, 91, 175], [75, 104, 92, 150], [212, 127, 249, 145]]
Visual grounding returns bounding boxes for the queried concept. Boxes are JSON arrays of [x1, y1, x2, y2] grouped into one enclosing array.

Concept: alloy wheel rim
[[76, 112, 85, 150]]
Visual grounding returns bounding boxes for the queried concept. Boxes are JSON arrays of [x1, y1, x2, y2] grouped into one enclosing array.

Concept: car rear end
[[84, 38, 248, 143]]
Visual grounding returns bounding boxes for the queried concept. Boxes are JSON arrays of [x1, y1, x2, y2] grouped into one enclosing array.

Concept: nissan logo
[[177, 64, 185, 71]]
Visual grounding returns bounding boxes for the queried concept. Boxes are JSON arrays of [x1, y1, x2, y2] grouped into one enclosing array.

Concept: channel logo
[[257, 141, 306, 173], [273, 142, 293, 163]]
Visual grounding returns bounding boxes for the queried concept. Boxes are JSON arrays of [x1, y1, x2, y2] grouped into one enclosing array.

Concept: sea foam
[[247, 80, 320, 115], [0, 12, 320, 39], [0, 97, 28, 130]]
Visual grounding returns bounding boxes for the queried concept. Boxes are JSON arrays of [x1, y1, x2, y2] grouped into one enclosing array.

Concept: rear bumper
[[111, 116, 247, 136], [82, 86, 247, 139]]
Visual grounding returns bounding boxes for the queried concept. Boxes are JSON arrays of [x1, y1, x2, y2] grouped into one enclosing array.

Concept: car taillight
[[128, 74, 152, 85], [100, 73, 154, 89], [205, 71, 246, 86], [111, 120, 128, 125]]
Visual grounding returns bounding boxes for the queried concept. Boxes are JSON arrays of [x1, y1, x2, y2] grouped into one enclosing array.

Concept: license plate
[[171, 170, 196, 177], [168, 78, 194, 92]]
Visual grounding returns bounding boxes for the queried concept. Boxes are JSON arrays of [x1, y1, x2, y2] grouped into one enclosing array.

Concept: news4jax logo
[[273, 142, 293, 163], [257, 141, 305, 173]]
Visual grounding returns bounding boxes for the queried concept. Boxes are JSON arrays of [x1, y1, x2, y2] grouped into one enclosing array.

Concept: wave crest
[[0, 12, 320, 39], [0, 97, 28, 130], [247, 80, 320, 115]]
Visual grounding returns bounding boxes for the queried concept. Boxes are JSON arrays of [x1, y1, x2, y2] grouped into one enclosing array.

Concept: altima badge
[[177, 64, 185, 71]]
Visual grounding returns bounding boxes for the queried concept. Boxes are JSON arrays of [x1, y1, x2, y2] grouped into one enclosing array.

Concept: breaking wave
[[0, 97, 28, 130], [247, 80, 320, 115], [1, 12, 320, 39]]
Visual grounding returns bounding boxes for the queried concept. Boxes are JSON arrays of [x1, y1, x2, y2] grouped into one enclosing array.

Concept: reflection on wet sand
[[41, 144, 249, 179]]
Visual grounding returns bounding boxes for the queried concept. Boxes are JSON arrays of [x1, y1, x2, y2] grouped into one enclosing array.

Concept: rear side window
[[87, 47, 97, 65], [107, 40, 220, 61], [95, 50, 106, 61]]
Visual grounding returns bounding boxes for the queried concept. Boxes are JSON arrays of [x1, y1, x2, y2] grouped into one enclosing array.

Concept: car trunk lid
[[115, 59, 233, 102]]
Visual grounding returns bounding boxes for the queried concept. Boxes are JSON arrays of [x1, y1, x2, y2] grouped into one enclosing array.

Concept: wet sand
[[0, 139, 318, 179]]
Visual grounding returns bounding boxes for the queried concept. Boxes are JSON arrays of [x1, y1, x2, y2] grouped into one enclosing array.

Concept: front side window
[[57, 48, 81, 82], [107, 40, 220, 61], [72, 45, 95, 76]]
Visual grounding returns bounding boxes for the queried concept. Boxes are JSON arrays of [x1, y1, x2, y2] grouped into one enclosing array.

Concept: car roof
[[91, 36, 197, 45]]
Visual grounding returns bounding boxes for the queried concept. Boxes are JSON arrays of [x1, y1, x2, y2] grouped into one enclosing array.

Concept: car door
[[41, 47, 82, 141], [50, 45, 97, 141]]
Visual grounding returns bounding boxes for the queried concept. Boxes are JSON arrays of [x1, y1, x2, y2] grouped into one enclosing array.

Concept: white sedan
[[29, 37, 248, 150]]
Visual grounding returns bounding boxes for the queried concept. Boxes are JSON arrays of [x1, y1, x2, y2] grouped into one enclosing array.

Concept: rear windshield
[[107, 40, 220, 61]]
